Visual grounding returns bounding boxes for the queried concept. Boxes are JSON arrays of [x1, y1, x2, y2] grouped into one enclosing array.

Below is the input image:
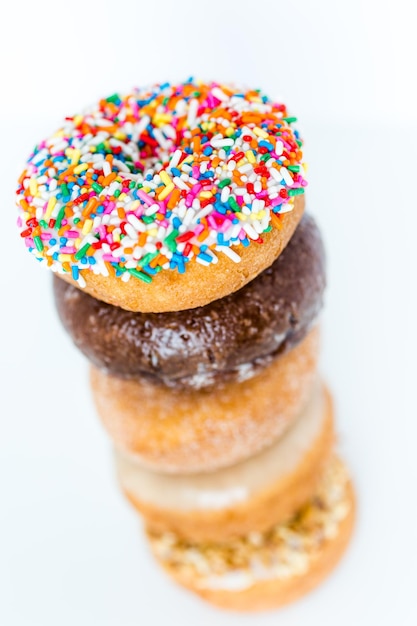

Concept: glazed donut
[[90, 328, 319, 474], [147, 456, 355, 611], [115, 382, 334, 542], [17, 80, 307, 312], [54, 214, 324, 390]]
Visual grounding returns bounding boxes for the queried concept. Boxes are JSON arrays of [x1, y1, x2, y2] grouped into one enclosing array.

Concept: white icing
[[199, 552, 309, 590], [202, 570, 254, 591]]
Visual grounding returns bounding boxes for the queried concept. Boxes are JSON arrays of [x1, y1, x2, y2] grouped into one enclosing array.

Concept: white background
[[1, 1, 417, 624]]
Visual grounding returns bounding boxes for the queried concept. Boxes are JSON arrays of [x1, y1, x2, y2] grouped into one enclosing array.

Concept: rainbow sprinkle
[[16, 80, 307, 287]]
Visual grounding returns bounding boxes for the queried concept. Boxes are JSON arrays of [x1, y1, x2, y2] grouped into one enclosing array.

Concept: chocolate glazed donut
[[53, 214, 325, 390]]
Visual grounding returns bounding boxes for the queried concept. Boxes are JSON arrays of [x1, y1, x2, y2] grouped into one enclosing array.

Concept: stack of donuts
[[17, 80, 354, 611]]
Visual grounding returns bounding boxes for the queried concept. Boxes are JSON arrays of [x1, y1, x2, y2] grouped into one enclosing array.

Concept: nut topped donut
[[16, 80, 307, 312]]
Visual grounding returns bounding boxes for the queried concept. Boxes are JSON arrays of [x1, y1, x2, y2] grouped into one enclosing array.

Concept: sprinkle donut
[[16, 80, 307, 312]]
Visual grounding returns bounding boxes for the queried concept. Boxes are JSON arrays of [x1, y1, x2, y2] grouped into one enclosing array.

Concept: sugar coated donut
[[16, 80, 306, 312], [147, 456, 355, 611], [90, 328, 319, 474], [54, 214, 324, 389], [115, 382, 334, 542]]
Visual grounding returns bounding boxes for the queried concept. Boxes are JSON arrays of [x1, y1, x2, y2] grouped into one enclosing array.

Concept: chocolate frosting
[[53, 214, 325, 389]]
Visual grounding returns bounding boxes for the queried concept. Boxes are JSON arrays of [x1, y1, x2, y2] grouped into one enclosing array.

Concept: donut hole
[[99, 97, 181, 180], [134, 131, 173, 178]]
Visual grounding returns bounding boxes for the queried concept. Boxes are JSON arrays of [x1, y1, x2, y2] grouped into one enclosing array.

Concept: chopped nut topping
[[148, 457, 351, 588]]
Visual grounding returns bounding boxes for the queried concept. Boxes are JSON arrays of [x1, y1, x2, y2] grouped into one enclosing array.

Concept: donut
[[16, 80, 307, 312], [90, 328, 319, 474], [54, 214, 324, 390], [147, 456, 355, 611], [115, 382, 334, 543]]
